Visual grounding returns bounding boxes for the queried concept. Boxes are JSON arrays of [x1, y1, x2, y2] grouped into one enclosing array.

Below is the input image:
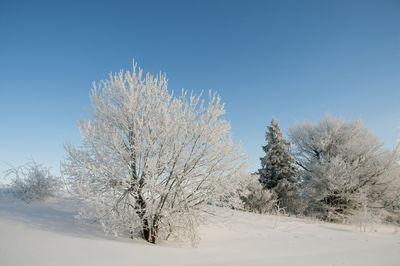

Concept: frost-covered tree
[[62, 62, 247, 245], [288, 115, 400, 222], [258, 118, 298, 212]]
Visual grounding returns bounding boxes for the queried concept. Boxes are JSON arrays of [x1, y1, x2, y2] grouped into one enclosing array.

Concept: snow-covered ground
[[0, 191, 399, 266]]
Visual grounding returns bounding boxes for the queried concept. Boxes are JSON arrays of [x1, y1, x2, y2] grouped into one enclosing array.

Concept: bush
[[350, 205, 381, 232], [237, 174, 277, 214], [7, 162, 60, 203]]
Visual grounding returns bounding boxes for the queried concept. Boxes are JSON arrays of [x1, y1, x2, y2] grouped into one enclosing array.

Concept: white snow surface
[[0, 190, 399, 266]]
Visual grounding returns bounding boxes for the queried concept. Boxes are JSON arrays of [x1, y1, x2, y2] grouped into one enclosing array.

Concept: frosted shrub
[[350, 205, 381, 232], [7, 162, 60, 203], [238, 174, 277, 214]]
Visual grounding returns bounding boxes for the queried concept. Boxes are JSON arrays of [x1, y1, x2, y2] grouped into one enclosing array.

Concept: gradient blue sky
[[1, 0, 399, 177]]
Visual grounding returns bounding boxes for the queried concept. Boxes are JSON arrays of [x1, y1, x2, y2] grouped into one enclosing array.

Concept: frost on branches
[[7, 161, 61, 204], [288, 115, 400, 222], [237, 174, 277, 214], [62, 62, 247, 245], [258, 118, 298, 213]]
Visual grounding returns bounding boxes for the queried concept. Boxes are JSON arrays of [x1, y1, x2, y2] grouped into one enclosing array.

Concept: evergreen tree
[[259, 118, 298, 212]]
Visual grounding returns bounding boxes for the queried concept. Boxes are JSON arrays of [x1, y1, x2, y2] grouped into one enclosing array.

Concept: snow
[[0, 191, 399, 266]]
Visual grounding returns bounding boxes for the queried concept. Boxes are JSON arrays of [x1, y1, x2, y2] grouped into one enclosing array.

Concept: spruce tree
[[258, 118, 298, 211]]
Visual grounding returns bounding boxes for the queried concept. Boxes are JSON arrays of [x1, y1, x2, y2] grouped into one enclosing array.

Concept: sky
[[1, 0, 399, 177]]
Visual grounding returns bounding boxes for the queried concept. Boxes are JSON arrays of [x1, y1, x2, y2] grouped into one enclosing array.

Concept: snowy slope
[[0, 192, 399, 266]]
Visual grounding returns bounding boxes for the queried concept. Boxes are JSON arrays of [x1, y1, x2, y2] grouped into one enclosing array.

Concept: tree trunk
[[142, 218, 158, 244]]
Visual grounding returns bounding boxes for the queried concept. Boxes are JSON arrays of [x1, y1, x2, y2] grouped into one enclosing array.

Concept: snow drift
[[0, 191, 399, 266]]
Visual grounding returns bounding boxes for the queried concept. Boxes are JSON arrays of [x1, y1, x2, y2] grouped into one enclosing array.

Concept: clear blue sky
[[1, 0, 399, 177]]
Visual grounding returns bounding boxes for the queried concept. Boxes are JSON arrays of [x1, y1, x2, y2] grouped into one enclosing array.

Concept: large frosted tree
[[62, 62, 247, 245], [288, 115, 400, 222], [258, 118, 298, 212]]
